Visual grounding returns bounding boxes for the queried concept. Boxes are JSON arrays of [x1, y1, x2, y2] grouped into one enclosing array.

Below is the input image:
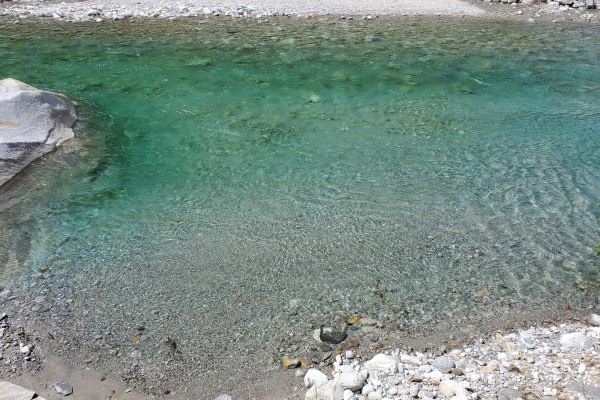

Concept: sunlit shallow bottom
[[1, 16, 599, 396]]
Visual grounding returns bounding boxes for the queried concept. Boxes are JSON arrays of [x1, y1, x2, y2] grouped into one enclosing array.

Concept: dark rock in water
[[321, 351, 333, 361], [86, 161, 109, 181], [320, 325, 347, 344], [320, 344, 332, 352]]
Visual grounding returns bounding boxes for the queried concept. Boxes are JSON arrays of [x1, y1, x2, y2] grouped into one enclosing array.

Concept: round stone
[[432, 356, 455, 373]]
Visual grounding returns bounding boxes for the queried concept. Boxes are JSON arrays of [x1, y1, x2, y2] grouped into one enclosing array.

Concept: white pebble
[[362, 383, 375, 395], [340, 365, 355, 373], [367, 392, 382, 400], [304, 368, 328, 388]]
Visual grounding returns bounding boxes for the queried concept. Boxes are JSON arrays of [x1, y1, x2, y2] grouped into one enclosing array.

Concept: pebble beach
[[298, 318, 600, 400], [2, 303, 600, 399], [1, 0, 600, 398], [0, 0, 599, 24]]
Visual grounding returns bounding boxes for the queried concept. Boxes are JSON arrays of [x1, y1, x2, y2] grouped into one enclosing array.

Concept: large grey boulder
[[0, 78, 76, 188]]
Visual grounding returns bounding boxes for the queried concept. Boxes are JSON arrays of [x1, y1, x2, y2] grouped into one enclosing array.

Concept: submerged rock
[[320, 326, 347, 344], [0, 78, 76, 188]]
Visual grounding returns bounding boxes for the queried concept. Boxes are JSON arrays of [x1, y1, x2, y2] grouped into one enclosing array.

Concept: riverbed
[[1, 16, 599, 399]]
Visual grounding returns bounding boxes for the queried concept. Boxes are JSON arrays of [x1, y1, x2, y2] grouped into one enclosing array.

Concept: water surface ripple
[[0, 17, 599, 397]]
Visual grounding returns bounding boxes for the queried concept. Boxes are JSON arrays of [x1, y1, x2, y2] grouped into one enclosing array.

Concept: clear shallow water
[[1, 17, 599, 396]]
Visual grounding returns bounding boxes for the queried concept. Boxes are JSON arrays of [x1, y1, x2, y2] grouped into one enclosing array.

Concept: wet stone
[[320, 326, 347, 345]]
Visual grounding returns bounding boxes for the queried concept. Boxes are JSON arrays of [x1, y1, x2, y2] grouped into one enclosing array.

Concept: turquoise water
[[1, 17, 599, 396]]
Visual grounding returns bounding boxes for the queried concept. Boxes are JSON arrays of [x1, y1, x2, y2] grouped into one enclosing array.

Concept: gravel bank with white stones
[[286, 317, 600, 400], [1, 0, 598, 27], [1, 0, 485, 21]]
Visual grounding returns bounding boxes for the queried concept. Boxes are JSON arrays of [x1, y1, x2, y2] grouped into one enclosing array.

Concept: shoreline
[[1, 269, 598, 399], [2, 282, 599, 400], [0, 0, 598, 25]]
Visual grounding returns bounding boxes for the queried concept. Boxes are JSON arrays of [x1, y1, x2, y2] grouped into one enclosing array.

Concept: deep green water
[[1, 16, 599, 394]]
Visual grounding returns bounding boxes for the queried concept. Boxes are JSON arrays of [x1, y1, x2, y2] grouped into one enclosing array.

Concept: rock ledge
[[0, 78, 76, 188]]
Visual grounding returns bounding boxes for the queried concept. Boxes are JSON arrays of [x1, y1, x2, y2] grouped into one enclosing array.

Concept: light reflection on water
[[0, 16, 599, 396]]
